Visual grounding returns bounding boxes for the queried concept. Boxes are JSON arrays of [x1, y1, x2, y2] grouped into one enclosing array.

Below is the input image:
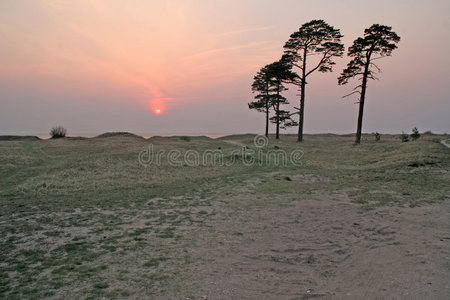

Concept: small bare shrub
[[50, 126, 67, 138]]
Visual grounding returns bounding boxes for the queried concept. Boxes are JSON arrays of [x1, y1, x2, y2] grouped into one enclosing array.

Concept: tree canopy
[[338, 24, 400, 85]]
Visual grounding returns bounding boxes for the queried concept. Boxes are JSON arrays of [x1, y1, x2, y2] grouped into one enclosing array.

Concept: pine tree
[[338, 24, 400, 144], [283, 20, 344, 141], [249, 66, 272, 137], [249, 60, 297, 138], [267, 60, 297, 139]]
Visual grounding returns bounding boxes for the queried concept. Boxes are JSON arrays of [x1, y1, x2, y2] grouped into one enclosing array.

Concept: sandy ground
[[183, 193, 450, 299]]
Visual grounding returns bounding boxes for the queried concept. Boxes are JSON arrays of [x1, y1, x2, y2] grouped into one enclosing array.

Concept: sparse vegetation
[[179, 136, 191, 142], [373, 132, 381, 141], [95, 132, 144, 139], [411, 127, 420, 140], [401, 132, 409, 142], [50, 126, 67, 138], [0, 133, 448, 298], [0, 136, 41, 141]]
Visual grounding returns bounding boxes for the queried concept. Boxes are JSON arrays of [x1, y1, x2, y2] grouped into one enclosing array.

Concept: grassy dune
[[0, 133, 449, 298]]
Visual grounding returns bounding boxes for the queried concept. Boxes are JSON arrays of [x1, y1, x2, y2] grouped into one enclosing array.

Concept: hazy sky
[[1, 0, 449, 135]]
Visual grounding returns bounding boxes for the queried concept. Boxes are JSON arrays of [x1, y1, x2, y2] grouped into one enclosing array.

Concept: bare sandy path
[[183, 193, 450, 299], [220, 139, 247, 147]]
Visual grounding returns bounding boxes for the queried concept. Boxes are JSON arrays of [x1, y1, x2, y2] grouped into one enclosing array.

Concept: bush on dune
[[50, 126, 67, 139]]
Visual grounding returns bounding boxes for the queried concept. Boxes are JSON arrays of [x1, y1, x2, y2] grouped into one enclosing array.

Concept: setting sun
[[148, 99, 165, 115]]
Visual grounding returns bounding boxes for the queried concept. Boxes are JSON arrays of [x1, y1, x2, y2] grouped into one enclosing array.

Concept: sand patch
[[181, 193, 450, 299]]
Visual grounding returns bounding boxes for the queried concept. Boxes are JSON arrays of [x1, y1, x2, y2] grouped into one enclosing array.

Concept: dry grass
[[0, 133, 449, 298]]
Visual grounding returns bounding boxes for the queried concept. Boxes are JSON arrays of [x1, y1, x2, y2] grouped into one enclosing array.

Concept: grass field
[[0, 133, 449, 298]]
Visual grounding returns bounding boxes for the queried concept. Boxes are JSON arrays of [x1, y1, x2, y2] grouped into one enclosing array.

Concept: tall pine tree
[[283, 20, 344, 141], [249, 65, 272, 137], [249, 60, 297, 138], [338, 24, 400, 144], [267, 60, 297, 139]]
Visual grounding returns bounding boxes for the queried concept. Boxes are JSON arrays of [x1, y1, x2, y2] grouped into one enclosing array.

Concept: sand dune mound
[[148, 135, 212, 142], [0, 135, 41, 141], [95, 132, 145, 139]]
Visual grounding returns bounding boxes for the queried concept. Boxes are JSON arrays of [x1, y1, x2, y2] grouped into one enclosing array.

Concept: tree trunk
[[297, 48, 308, 142], [264, 82, 269, 137], [298, 80, 306, 142], [276, 96, 280, 139], [355, 59, 371, 144], [265, 103, 269, 137]]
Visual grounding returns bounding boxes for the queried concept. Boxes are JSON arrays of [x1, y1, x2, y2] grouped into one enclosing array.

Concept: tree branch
[[342, 90, 361, 99], [371, 56, 386, 61], [370, 62, 381, 73], [292, 63, 304, 71], [287, 110, 299, 117], [352, 84, 363, 91], [305, 50, 331, 77]]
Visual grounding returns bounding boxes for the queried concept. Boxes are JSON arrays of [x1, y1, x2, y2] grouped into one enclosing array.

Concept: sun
[[148, 99, 165, 115]]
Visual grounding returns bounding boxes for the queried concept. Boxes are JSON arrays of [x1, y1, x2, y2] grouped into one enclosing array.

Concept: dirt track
[[183, 193, 450, 299]]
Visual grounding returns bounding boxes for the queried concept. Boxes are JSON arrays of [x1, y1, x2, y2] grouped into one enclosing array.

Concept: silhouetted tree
[[338, 24, 400, 144], [267, 60, 298, 139], [249, 66, 272, 137], [249, 60, 297, 138], [283, 20, 344, 142], [270, 110, 298, 138]]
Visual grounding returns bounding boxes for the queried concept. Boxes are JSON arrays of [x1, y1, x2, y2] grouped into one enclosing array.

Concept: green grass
[[0, 133, 449, 298]]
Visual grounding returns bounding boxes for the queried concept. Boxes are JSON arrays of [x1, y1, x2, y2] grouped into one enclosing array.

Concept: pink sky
[[1, 0, 449, 135]]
